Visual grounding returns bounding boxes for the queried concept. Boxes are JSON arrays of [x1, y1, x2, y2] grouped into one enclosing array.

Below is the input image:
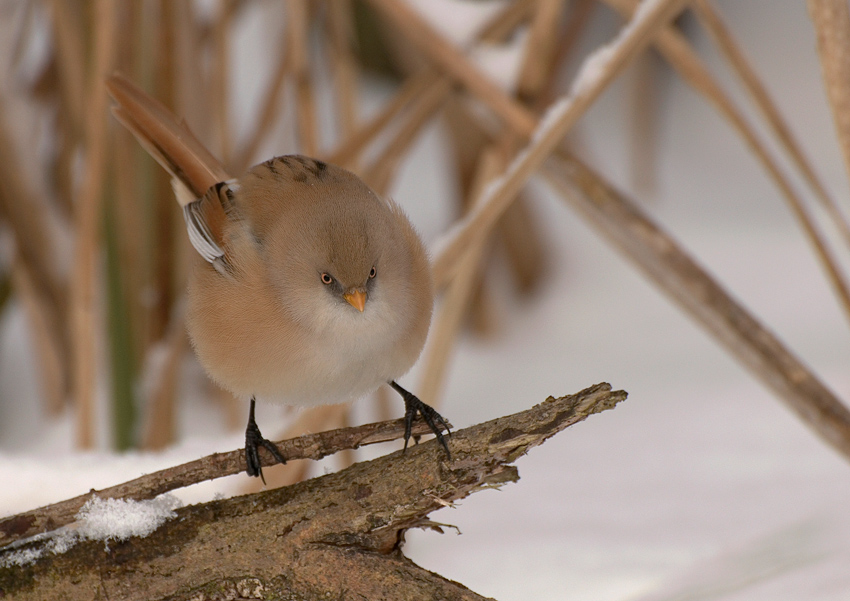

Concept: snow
[[75, 495, 182, 543], [1, 548, 43, 569], [1, 495, 181, 567], [3, 1, 850, 600], [568, 0, 680, 101]]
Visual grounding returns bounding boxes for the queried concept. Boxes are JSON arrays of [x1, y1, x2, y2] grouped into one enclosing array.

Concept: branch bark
[[0, 417, 446, 549], [0, 383, 626, 601]]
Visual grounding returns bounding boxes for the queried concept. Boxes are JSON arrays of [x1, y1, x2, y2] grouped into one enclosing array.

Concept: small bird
[[106, 74, 450, 480]]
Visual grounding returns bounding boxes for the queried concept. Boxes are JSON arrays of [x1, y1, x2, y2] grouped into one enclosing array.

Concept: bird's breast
[[186, 265, 424, 406]]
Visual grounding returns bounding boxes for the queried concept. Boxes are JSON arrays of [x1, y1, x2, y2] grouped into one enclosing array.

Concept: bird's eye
[[321, 273, 333, 285], [369, 267, 376, 279]]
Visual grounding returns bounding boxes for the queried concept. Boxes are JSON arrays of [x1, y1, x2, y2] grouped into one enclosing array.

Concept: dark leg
[[245, 397, 286, 483], [389, 381, 451, 459]]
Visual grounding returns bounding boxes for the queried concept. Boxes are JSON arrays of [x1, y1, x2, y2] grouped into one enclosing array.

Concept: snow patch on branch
[[1, 494, 182, 567], [76, 495, 182, 542]]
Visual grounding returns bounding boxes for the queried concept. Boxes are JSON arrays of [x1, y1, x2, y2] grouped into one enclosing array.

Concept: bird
[[106, 74, 450, 480]]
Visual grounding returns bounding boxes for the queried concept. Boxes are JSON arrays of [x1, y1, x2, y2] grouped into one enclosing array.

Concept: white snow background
[[2, 1, 850, 600]]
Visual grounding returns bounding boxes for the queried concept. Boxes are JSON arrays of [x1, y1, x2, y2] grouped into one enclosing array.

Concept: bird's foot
[[390, 381, 451, 459], [245, 399, 286, 483]]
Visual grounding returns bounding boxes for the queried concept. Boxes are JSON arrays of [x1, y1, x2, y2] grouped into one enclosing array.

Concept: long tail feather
[[106, 72, 231, 201]]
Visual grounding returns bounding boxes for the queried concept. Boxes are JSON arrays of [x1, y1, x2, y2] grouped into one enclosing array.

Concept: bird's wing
[[183, 180, 245, 275], [106, 73, 235, 270], [184, 196, 227, 266]]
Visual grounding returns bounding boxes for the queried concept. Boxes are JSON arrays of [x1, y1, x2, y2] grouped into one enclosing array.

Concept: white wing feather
[[182, 200, 225, 264]]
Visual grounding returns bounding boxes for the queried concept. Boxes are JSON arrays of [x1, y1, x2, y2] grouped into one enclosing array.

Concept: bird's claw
[[245, 399, 286, 483], [391, 381, 451, 459]]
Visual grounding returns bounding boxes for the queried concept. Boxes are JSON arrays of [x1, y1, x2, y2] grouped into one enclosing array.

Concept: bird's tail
[[105, 73, 231, 203]]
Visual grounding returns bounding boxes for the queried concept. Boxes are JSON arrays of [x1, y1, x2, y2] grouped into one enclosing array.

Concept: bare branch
[[0, 417, 448, 549], [0, 384, 626, 601]]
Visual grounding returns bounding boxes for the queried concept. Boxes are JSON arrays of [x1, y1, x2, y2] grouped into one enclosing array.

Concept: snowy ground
[[3, 2, 850, 600]]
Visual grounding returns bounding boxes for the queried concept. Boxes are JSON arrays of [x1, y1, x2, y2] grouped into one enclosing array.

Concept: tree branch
[[0, 417, 445, 549], [1, 383, 626, 601]]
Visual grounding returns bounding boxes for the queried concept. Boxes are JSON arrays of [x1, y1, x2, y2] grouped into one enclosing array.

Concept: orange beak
[[343, 289, 367, 312]]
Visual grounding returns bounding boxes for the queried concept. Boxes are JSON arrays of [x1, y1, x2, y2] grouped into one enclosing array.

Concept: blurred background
[[2, 1, 850, 599]]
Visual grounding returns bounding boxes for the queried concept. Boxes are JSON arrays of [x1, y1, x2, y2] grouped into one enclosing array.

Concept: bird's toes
[[244, 422, 286, 482], [404, 397, 451, 459]]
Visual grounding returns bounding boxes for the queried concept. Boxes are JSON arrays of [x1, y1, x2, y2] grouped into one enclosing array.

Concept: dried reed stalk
[[432, 0, 692, 289], [695, 0, 850, 251], [122, 2, 203, 446], [0, 111, 65, 320], [71, 0, 117, 448], [536, 0, 596, 110], [603, 0, 850, 327], [324, 0, 360, 166], [477, 0, 537, 43], [324, 0, 527, 170], [808, 0, 850, 194], [361, 77, 452, 194], [323, 67, 440, 168], [440, 98, 500, 335], [49, 112, 79, 218], [10, 262, 65, 415], [0, 273, 9, 314], [49, 0, 86, 134], [148, 0, 181, 345], [418, 147, 505, 407], [211, 1, 235, 163], [497, 192, 548, 293], [543, 152, 850, 463], [232, 37, 290, 174], [103, 158, 138, 451], [628, 50, 661, 194], [111, 126, 146, 375], [366, 0, 539, 137], [288, 0, 319, 156], [495, 0, 569, 296], [141, 313, 187, 450], [0, 110, 68, 414], [177, 0, 215, 155], [517, 0, 566, 101]]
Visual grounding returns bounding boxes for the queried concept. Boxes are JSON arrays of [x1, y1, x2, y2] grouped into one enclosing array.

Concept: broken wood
[[0, 383, 626, 600]]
